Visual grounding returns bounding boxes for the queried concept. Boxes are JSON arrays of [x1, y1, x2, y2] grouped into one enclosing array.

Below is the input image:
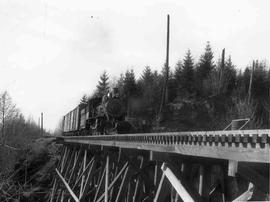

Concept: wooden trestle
[[49, 130, 270, 202]]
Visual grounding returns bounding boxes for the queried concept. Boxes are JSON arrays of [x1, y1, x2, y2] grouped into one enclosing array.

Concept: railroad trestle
[[49, 130, 270, 202]]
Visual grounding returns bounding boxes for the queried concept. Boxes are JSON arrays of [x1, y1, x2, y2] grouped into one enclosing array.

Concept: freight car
[[62, 88, 133, 136]]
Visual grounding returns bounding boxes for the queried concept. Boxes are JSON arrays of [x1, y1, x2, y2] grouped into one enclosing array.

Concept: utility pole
[[41, 112, 43, 136], [159, 14, 170, 118], [269, 87, 270, 127], [248, 61, 254, 103], [219, 48, 225, 94], [165, 14, 170, 104]]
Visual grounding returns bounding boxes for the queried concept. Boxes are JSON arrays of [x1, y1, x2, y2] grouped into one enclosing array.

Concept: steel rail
[[58, 129, 270, 163]]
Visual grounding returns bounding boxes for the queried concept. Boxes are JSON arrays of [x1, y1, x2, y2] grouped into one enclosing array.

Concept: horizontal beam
[[57, 129, 270, 163]]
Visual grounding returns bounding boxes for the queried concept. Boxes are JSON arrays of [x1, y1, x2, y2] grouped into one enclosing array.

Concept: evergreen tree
[[138, 66, 155, 118], [152, 70, 163, 116], [197, 42, 215, 78], [140, 66, 154, 97], [123, 69, 137, 97], [224, 56, 237, 94], [123, 69, 138, 116], [196, 42, 215, 95], [80, 94, 88, 104], [96, 71, 109, 97], [174, 60, 182, 84], [141, 66, 154, 84], [116, 73, 125, 95], [160, 63, 175, 103], [180, 50, 195, 95], [252, 61, 269, 99]]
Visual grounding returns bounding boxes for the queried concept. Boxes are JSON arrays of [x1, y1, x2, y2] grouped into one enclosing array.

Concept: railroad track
[[58, 129, 270, 163]]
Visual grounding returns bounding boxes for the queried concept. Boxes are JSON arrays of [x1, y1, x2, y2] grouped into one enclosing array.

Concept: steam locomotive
[[62, 88, 133, 136]]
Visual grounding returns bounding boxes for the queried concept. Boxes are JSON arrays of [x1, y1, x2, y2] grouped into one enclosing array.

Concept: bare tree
[[0, 91, 18, 146]]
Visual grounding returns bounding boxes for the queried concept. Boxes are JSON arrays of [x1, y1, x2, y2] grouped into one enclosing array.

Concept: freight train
[[62, 88, 133, 136]]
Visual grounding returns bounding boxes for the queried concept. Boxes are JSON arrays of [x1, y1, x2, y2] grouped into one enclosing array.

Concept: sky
[[0, 0, 269, 131]]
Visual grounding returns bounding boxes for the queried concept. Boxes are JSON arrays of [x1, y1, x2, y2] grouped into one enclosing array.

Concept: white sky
[[0, 0, 269, 131]]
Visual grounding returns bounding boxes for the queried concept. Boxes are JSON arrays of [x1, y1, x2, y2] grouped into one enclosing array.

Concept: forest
[[0, 91, 47, 171], [0, 91, 55, 201], [85, 42, 270, 131]]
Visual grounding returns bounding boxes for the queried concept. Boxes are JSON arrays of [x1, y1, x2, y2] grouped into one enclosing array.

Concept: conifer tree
[[80, 94, 88, 104], [116, 73, 125, 95], [197, 42, 215, 78], [139, 66, 155, 116], [160, 63, 175, 103], [141, 66, 154, 84], [122, 69, 137, 116], [123, 69, 137, 97], [96, 71, 109, 97], [174, 60, 182, 83], [224, 56, 237, 94], [181, 50, 195, 95], [196, 42, 215, 95], [152, 70, 163, 115]]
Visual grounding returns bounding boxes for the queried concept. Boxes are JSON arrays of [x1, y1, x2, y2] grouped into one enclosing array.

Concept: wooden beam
[[80, 159, 96, 199], [170, 185, 175, 202], [58, 148, 75, 202], [109, 150, 122, 199], [174, 193, 179, 202], [105, 155, 109, 202], [150, 151, 154, 160], [55, 146, 69, 202], [198, 165, 204, 195], [64, 149, 76, 178], [50, 179, 57, 202], [161, 163, 195, 202], [181, 163, 185, 172], [61, 129, 270, 163], [55, 168, 79, 202], [133, 157, 144, 202], [61, 146, 68, 172], [232, 183, 254, 202], [72, 156, 94, 189], [115, 165, 130, 202], [228, 160, 238, 177], [153, 173, 165, 202], [80, 150, 87, 198], [68, 148, 82, 184], [93, 165, 106, 202], [60, 191, 65, 202], [154, 161, 158, 186], [96, 162, 129, 202], [50, 147, 64, 202]]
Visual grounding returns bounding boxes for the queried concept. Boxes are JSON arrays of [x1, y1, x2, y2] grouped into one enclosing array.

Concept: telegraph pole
[[248, 61, 254, 103], [159, 14, 170, 118], [41, 112, 43, 136], [219, 48, 225, 94], [165, 14, 170, 104]]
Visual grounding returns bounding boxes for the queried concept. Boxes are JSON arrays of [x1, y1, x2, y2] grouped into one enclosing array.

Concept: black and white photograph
[[0, 0, 269, 201]]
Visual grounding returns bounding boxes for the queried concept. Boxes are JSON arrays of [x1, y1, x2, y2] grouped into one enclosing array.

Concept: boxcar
[[62, 106, 80, 134]]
